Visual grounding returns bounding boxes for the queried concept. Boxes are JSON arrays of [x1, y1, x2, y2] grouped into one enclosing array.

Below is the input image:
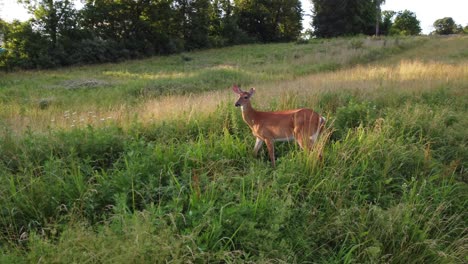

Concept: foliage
[[373, 0, 386, 36], [1, 81, 467, 263], [380, 10, 396, 35], [432, 17, 464, 35], [235, 0, 303, 42], [0, 20, 50, 70], [0, 36, 424, 115], [0, 0, 303, 70], [311, 0, 378, 37], [390, 10, 421, 36], [0, 35, 467, 262], [433, 17, 456, 35], [208, 0, 253, 46], [0, 0, 407, 70]]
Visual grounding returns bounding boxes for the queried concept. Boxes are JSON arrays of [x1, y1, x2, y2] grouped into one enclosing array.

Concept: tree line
[[0, 0, 304, 70], [0, 0, 466, 70]]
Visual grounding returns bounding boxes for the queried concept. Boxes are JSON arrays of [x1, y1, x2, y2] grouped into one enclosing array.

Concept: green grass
[[0, 35, 467, 263], [0, 36, 421, 113]]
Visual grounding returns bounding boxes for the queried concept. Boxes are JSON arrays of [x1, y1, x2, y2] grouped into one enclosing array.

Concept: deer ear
[[249, 88, 255, 96], [232, 85, 242, 94]]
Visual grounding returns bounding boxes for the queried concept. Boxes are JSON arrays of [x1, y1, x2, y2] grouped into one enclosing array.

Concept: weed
[[0, 35, 467, 262]]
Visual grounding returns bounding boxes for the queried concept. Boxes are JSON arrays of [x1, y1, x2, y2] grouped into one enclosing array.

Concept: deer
[[232, 85, 326, 167]]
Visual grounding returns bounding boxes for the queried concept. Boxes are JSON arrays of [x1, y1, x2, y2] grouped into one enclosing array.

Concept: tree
[[19, 0, 77, 47], [390, 10, 421, 36], [176, 0, 211, 50], [433, 17, 458, 35], [235, 0, 303, 42], [272, 0, 303, 41], [380, 10, 395, 35], [209, 0, 250, 46], [311, 0, 377, 37], [454, 24, 463, 34], [82, 0, 172, 57], [3, 0, 308, 69], [0, 20, 50, 70], [143, 0, 183, 54], [0, 19, 5, 47], [373, 0, 385, 36], [18, 0, 82, 65]]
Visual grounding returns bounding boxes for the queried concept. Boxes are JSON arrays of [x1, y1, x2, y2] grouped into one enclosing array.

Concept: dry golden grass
[[2, 59, 465, 133], [1, 36, 466, 133], [140, 59, 467, 122]]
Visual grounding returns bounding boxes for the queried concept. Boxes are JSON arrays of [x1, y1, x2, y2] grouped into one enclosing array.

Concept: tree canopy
[[390, 10, 421, 36], [0, 0, 429, 70], [432, 17, 464, 35], [1, 0, 305, 70], [235, 0, 303, 42], [311, 0, 377, 37]]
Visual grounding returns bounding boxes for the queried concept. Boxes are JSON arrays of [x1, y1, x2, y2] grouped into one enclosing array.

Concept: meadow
[[0, 35, 467, 263]]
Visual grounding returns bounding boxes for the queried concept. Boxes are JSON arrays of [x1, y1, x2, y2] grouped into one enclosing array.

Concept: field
[[0, 35, 467, 263]]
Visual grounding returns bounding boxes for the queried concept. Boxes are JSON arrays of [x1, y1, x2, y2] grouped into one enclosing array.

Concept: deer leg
[[308, 133, 322, 160], [312, 117, 326, 160], [253, 138, 264, 157], [295, 135, 306, 150], [295, 129, 311, 151], [264, 139, 276, 167]]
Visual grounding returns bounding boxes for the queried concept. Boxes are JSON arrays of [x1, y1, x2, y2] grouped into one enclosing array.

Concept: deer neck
[[241, 101, 257, 127]]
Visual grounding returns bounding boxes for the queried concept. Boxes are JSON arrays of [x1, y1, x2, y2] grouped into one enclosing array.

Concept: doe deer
[[232, 85, 325, 167]]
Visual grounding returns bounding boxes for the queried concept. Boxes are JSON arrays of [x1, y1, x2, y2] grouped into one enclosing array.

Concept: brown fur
[[233, 85, 325, 167]]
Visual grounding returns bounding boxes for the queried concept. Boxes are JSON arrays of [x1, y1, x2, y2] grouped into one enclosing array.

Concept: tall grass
[[0, 36, 424, 133], [0, 35, 467, 262]]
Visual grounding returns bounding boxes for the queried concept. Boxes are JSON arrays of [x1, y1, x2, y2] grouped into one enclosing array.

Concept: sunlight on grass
[[396, 60, 468, 81], [0, 36, 467, 263], [2, 57, 466, 133]]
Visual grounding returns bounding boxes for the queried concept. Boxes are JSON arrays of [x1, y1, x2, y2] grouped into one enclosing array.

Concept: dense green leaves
[[0, 20, 50, 69], [433, 17, 457, 35], [0, 0, 305, 70], [380, 10, 395, 35], [311, 0, 377, 37], [432, 17, 464, 35], [390, 10, 421, 36], [309, 1, 426, 38], [235, 0, 303, 42], [0, 0, 435, 70]]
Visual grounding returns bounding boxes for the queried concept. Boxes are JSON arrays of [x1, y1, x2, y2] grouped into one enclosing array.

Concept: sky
[[302, 0, 468, 34], [1, 0, 467, 35], [0, 0, 29, 22]]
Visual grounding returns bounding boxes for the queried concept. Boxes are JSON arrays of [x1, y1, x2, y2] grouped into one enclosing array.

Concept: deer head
[[232, 85, 255, 107]]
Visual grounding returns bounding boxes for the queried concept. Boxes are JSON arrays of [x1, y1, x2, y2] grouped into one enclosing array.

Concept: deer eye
[[244, 96, 249, 99]]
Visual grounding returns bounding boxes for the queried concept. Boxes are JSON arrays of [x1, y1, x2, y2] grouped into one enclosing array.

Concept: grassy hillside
[[1, 36, 422, 132], [0, 36, 467, 263]]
